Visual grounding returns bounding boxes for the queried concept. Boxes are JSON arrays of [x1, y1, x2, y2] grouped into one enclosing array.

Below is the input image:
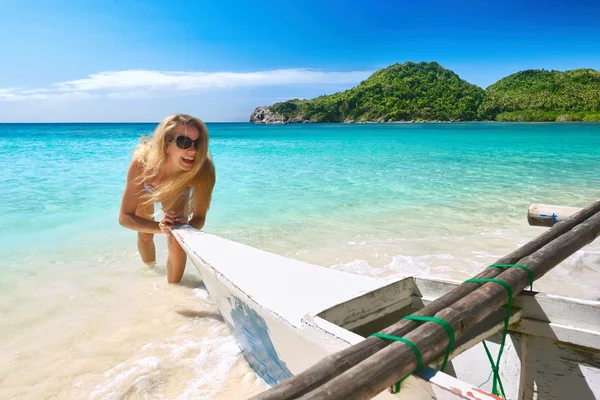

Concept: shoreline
[[250, 119, 600, 125], [2, 120, 599, 125]]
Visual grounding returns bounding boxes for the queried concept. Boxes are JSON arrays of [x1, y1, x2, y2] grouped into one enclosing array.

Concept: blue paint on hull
[[228, 296, 293, 386]]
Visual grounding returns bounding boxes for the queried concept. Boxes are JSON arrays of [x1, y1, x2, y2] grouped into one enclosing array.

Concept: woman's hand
[[159, 211, 187, 234]]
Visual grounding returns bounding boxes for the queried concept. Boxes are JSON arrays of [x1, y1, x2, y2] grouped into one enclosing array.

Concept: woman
[[119, 114, 216, 284]]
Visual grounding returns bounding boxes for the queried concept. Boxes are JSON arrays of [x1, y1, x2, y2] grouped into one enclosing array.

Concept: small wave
[[193, 287, 210, 301], [331, 246, 600, 300], [331, 253, 458, 280], [330, 259, 383, 277], [383, 253, 457, 280], [90, 356, 165, 400], [89, 322, 248, 400]]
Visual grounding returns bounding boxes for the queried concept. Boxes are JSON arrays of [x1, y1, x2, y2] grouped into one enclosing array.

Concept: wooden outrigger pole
[[251, 200, 600, 400], [527, 203, 583, 227]]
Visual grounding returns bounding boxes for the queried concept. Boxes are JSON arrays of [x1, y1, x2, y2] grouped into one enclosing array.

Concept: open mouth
[[182, 156, 195, 167]]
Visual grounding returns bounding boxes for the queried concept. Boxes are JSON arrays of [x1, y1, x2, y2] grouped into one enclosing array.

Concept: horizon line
[[0, 120, 252, 124]]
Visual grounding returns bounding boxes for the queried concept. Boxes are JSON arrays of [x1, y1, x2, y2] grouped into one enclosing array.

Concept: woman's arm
[[189, 159, 216, 230], [118, 157, 163, 234]]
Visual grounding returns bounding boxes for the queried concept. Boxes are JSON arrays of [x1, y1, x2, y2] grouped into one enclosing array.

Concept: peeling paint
[[466, 391, 482, 400], [229, 295, 293, 386], [473, 387, 504, 400], [451, 387, 462, 395]]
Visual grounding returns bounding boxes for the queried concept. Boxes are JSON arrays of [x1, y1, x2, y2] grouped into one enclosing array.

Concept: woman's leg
[[166, 232, 187, 283], [163, 195, 189, 283], [136, 202, 156, 265]]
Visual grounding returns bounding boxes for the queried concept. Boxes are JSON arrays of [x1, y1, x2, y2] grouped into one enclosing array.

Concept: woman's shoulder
[[126, 149, 152, 185], [126, 153, 143, 180]]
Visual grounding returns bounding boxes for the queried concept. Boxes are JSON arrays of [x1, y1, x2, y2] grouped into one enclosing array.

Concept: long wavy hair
[[134, 114, 214, 215]]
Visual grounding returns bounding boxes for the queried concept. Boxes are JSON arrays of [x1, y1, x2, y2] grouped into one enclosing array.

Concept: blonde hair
[[134, 113, 214, 215]]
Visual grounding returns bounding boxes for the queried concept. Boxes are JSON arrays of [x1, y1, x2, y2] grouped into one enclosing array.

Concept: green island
[[249, 61, 600, 124]]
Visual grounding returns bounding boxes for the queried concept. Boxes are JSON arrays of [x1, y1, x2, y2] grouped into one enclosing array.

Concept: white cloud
[[0, 68, 372, 101], [0, 90, 98, 101]]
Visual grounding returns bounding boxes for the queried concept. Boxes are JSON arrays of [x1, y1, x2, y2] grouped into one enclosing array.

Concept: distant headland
[[249, 62, 600, 124]]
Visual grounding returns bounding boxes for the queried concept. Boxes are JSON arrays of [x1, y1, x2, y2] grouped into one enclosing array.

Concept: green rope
[[488, 263, 535, 291], [401, 315, 455, 371], [482, 341, 507, 396], [370, 333, 422, 393], [368, 269, 532, 398], [463, 278, 513, 399]]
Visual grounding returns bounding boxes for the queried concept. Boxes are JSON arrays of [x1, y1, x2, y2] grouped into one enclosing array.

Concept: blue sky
[[1, 0, 599, 122]]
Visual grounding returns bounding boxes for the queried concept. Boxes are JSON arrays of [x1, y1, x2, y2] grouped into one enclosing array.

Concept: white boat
[[172, 226, 600, 400]]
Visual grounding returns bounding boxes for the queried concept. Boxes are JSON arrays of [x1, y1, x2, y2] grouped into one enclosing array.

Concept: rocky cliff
[[249, 106, 285, 124]]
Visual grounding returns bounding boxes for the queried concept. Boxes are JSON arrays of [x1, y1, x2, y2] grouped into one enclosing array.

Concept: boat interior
[[316, 276, 519, 348]]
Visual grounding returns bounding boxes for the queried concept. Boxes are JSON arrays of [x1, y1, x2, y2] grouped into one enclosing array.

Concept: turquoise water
[[3, 122, 599, 258], [3, 122, 600, 270], [1, 122, 599, 399]]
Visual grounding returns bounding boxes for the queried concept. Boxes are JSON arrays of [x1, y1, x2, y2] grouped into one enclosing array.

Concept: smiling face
[[166, 123, 200, 173]]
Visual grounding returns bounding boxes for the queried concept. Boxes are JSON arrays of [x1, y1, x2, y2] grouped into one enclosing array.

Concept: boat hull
[[173, 227, 600, 400]]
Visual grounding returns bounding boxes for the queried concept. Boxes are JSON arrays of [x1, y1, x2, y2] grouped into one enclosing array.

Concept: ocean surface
[[1, 122, 599, 399]]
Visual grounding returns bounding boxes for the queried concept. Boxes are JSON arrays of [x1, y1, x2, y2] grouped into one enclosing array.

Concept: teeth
[[183, 157, 194, 161]]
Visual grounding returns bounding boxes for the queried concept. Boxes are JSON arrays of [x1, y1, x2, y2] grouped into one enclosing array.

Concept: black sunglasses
[[173, 136, 200, 150]]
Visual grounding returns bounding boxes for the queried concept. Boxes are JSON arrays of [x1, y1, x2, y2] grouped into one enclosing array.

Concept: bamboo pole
[[250, 199, 600, 400], [297, 210, 600, 400], [528, 203, 583, 227]]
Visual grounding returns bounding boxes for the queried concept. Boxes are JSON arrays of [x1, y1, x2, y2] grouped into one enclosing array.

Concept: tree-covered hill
[[250, 62, 486, 123], [249, 63, 600, 123], [478, 69, 600, 122]]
